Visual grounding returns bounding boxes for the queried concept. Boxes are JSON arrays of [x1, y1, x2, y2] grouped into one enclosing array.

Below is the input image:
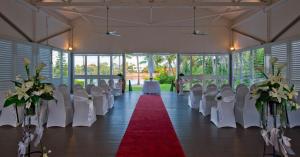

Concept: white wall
[[233, 0, 300, 50], [72, 8, 231, 53], [0, 0, 70, 49]]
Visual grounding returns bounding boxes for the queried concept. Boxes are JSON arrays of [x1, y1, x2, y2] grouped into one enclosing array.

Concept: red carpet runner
[[116, 95, 185, 157]]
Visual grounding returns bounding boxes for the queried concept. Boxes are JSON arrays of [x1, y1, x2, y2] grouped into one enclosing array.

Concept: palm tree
[[165, 54, 176, 75]]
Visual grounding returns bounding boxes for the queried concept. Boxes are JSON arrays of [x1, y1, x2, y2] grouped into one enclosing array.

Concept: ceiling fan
[[192, 6, 208, 36], [105, 7, 120, 37]]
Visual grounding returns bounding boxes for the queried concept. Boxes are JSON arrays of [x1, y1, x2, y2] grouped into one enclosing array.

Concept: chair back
[[91, 86, 105, 97], [0, 91, 8, 110], [58, 84, 72, 107], [244, 92, 257, 112], [48, 90, 65, 109], [190, 84, 202, 95], [206, 84, 218, 96], [108, 79, 115, 89], [219, 89, 235, 109], [74, 89, 89, 102], [235, 84, 249, 109], [86, 84, 95, 95]]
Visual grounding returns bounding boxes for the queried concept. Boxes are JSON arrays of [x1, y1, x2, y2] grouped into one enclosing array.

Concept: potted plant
[[251, 57, 299, 157], [4, 58, 54, 157]]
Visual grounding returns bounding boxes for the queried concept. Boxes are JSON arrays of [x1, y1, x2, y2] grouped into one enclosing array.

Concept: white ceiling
[[35, 0, 269, 26]]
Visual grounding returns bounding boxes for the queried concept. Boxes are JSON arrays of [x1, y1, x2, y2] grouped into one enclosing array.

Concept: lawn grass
[[126, 84, 173, 92]]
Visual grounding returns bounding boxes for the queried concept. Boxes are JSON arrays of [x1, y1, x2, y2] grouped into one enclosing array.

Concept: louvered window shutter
[[271, 43, 288, 77], [38, 47, 52, 82], [16, 43, 33, 79], [291, 40, 300, 91], [0, 40, 14, 91]]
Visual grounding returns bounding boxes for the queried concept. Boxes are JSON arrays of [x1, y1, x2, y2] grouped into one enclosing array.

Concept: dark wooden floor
[[0, 92, 300, 157]]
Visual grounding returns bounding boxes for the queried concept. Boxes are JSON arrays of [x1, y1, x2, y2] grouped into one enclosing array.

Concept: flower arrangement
[[4, 58, 54, 114], [4, 58, 54, 157], [251, 57, 299, 157]]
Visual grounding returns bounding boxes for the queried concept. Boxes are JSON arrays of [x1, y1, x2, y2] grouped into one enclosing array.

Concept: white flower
[[15, 86, 30, 100], [25, 81, 34, 89], [36, 63, 46, 73], [43, 85, 53, 93], [25, 101, 31, 109], [24, 58, 31, 66], [270, 57, 278, 65], [33, 90, 44, 96], [16, 75, 23, 82]]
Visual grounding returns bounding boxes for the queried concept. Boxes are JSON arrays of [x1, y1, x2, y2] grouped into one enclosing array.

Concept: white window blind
[[38, 47, 52, 82], [0, 40, 14, 91], [16, 43, 33, 79], [291, 40, 300, 91], [271, 43, 287, 77]]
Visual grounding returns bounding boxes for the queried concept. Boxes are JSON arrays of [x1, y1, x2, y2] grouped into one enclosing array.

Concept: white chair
[[235, 84, 261, 128], [108, 79, 122, 96], [72, 89, 96, 127], [288, 93, 300, 128], [99, 80, 114, 109], [200, 84, 218, 116], [211, 89, 236, 128], [188, 84, 203, 109], [58, 84, 73, 107], [0, 91, 24, 127], [86, 84, 95, 95], [91, 86, 109, 115], [47, 90, 73, 127]]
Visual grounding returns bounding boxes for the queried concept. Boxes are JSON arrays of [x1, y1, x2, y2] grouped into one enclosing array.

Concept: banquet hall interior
[[1, 0, 300, 157]]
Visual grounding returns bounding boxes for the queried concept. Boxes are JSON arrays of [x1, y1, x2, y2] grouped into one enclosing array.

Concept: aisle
[[116, 95, 185, 157]]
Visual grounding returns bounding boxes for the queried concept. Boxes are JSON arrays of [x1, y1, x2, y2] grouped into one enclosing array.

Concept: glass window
[[254, 48, 265, 82], [87, 56, 98, 75], [192, 56, 204, 75], [62, 52, 69, 85], [87, 78, 98, 86], [74, 56, 85, 75], [242, 51, 251, 86], [113, 55, 123, 75], [99, 56, 111, 75], [180, 55, 191, 75], [52, 50, 61, 78], [204, 56, 215, 76], [74, 79, 85, 87]]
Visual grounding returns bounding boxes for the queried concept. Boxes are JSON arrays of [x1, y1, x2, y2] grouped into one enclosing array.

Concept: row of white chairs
[[0, 81, 116, 127], [188, 84, 300, 128]]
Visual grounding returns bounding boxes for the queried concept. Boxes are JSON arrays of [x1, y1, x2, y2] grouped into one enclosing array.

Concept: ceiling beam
[[271, 15, 300, 42], [232, 28, 266, 44], [0, 11, 33, 42], [35, 1, 268, 8], [37, 28, 71, 43]]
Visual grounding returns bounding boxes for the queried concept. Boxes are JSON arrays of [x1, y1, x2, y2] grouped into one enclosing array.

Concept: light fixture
[[68, 47, 73, 51], [230, 46, 235, 51]]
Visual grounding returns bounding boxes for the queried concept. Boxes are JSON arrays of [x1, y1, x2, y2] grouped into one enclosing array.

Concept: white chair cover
[[199, 84, 218, 116], [0, 91, 25, 127], [241, 93, 261, 128], [188, 84, 203, 109], [108, 79, 122, 96], [211, 89, 236, 128], [47, 90, 73, 127], [99, 80, 114, 108], [234, 84, 250, 127], [91, 86, 109, 115], [72, 89, 96, 127], [86, 84, 95, 95], [288, 93, 300, 128], [58, 84, 73, 108]]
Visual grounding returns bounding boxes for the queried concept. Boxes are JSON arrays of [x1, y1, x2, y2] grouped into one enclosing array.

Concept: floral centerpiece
[[251, 57, 299, 157], [4, 58, 54, 157]]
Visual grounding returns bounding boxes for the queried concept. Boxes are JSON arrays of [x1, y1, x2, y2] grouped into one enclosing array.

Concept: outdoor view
[[180, 54, 229, 90], [125, 54, 176, 91]]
